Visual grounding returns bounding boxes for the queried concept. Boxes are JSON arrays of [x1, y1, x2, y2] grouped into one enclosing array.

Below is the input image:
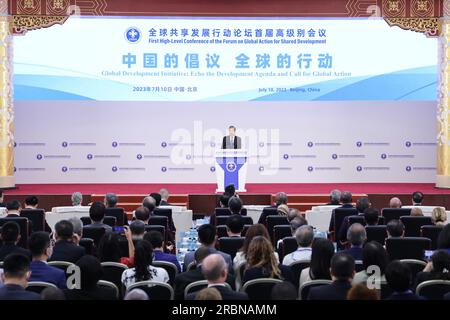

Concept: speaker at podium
[[215, 149, 248, 193]]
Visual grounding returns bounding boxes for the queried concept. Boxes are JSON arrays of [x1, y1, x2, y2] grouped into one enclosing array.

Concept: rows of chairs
[[19, 257, 450, 300]]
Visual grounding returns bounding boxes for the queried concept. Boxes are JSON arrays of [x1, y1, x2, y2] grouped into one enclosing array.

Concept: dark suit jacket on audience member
[[29, 260, 67, 289], [257, 205, 278, 225], [186, 284, 248, 300], [64, 285, 117, 300], [49, 240, 85, 263], [174, 266, 236, 300], [308, 280, 352, 300], [0, 284, 40, 300], [340, 246, 363, 261], [0, 244, 31, 261], [328, 204, 354, 232]]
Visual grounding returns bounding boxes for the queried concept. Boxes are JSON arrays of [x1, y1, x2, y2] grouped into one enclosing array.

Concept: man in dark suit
[[308, 253, 355, 300], [257, 191, 288, 224], [186, 253, 247, 300], [0, 222, 31, 260], [64, 255, 117, 300], [183, 224, 233, 272], [4, 200, 21, 218], [328, 191, 355, 234], [325, 189, 341, 205], [49, 220, 85, 263], [0, 253, 40, 300], [159, 188, 171, 206], [340, 223, 366, 261], [104, 193, 128, 226], [29, 231, 67, 289], [222, 125, 242, 149], [83, 201, 112, 232], [174, 247, 235, 300], [385, 260, 425, 300], [337, 197, 371, 242]]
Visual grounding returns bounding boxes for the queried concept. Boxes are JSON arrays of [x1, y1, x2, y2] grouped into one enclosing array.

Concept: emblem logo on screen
[[226, 162, 237, 172], [125, 27, 141, 43]]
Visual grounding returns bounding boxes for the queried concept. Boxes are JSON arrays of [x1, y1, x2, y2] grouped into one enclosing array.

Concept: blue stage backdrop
[[13, 17, 437, 183]]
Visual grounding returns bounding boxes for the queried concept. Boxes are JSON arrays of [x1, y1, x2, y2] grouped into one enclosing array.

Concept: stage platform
[[3, 183, 450, 215]]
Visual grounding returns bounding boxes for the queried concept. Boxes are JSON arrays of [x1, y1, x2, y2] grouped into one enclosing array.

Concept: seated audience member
[[326, 189, 341, 206], [141, 196, 156, 215], [412, 191, 424, 206], [300, 238, 334, 288], [0, 222, 31, 260], [228, 197, 243, 215], [174, 247, 236, 300], [144, 231, 181, 272], [415, 250, 450, 287], [97, 229, 134, 267], [225, 214, 244, 237], [411, 207, 424, 217], [224, 184, 236, 197], [353, 241, 388, 284], [64, 255, 117, 300], [67, 217, 83, 245], [257, 192, 288, 224], [183, 224, 232, 272], [121, 240, 169, 289], [389, 197, 402, 208], [340, 223, 366, 261], [28, 232, 66, 289], [124, 289, 148, 300], [385, 260, 424, 300], [134, 206, 150, 224], [0, 191, 5, 207], [347, 283, 379, 300], [159, 188, 171, 206], [104, 193, 128, 226], [24, 196, 52, 233], [195, 287, 223, 300], [282, 225, 314, 266], [277, 204, 289, 217], [308, 253, 355, 300], [340, 191, 354, 209], [0, 254, 40, 300], [271, 281, 298, 300], [219, 194, 231, 208], [277, 216, 308, 251], [242, 236, 296, 286], [437, 224, 450, 251], [149, 192, 162, 207], [364, 208, 380, 226], [431, 207, 447, 226], [187, 254, 248, 300], [84, 201, 112, 232], [328, 191, 354, 233], [71, 192, 83, 206], [41, 287, 66, 300], [50, 220, 85, 263], [287, 208, 302, 222], [387, 219, 405, 238], [234, 224, 280, 271], [5, 200, 21, 217], [337, 197, 370, 242], [129, 220, 145, 241]]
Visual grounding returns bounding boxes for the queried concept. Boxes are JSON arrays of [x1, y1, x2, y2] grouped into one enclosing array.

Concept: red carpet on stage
[[5, 183, 450, 195]]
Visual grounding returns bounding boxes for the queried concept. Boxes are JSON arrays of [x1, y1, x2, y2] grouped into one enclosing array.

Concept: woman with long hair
[[242, 236, 295, 286], [299, 238, 335, 288], [121, 240, 169, 288], [353, 241, 388, 284], [233, 224, 280, 270]]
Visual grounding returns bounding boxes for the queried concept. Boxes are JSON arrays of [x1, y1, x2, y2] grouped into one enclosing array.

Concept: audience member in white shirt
[[121, 240, 169, 289], [282, 225, 314, 266]]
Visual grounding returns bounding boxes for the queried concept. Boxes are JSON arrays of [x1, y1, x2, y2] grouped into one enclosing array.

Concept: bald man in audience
[[389, 197, 402, 208], [186, 254, 248, 300]]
